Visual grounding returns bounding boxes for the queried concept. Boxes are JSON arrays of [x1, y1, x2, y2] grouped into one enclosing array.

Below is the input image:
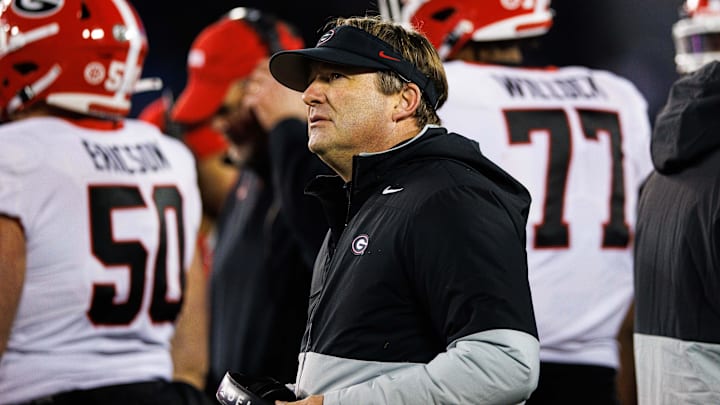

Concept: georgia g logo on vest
[[351, 234, 369, 256]]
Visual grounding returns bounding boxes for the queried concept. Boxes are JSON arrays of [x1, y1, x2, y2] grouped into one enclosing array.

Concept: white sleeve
[[0, 132, 43, 228], [323, 329, 539, 405]]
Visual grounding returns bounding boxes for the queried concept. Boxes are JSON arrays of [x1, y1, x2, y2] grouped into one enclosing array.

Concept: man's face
[[210, 78, 263, 147], [302, 63, 398, 175]]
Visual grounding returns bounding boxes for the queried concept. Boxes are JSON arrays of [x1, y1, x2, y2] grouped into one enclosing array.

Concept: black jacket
[[295, 126, 539, 403], [634, 61, 720, 343]]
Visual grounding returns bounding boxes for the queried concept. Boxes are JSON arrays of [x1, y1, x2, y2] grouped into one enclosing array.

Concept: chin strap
[[3, 23, 61, 115], [437, 19, 474, 61], [7, 64, 61, 115]]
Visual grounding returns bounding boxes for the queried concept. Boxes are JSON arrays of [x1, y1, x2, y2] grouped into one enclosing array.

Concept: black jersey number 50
[[87, 185, 185, 325], [504, 109, 629, 249]]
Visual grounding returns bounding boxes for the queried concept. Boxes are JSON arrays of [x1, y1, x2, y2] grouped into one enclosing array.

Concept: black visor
[[269, 25, 441, 109]]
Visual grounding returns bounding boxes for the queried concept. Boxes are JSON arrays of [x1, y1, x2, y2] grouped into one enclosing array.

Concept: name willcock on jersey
[[494, 74, 606, 100]]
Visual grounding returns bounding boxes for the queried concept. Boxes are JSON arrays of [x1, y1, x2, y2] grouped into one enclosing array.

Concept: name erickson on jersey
[[493, 74, 606, 100], [82, 140, 171, 174]]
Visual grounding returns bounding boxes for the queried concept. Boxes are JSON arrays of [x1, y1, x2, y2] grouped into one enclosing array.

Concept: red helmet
[[0, 0, 150, 119], [396, 0, 553, 60], [673, 0, 720, 73]]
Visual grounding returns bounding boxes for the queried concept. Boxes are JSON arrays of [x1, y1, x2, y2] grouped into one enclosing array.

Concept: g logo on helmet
[[12, 0, 65, 17], [351, 234, 369, 256]]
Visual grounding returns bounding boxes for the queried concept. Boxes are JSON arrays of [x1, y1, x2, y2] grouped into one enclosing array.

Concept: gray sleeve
[[323, 329, 539, 405]]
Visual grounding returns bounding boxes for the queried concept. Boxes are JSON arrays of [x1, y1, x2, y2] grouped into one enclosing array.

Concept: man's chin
[[307, 135, 326, 156]]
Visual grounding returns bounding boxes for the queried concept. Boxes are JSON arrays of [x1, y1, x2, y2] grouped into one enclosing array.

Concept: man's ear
[[392, 83, 421, 122]]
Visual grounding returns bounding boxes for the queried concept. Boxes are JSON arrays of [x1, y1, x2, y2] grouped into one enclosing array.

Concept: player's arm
[[0, 215, 26, 360], [170, 249, 209, 390], [617, 302, 637, 405]]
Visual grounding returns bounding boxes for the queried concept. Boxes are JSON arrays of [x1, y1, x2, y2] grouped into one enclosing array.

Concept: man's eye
[[329, 73, 343, 81]]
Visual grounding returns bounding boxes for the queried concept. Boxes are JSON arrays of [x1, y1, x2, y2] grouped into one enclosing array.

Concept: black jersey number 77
[[504, 108, 629, 249]]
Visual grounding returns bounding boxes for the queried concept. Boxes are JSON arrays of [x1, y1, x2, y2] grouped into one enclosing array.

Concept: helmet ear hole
[[431, 8, 457, 22], [14, 63, 38, 75], [80, 2, 90, 19]]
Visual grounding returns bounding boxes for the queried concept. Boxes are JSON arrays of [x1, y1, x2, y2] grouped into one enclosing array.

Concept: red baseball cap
[[171, 9, 303, 124]]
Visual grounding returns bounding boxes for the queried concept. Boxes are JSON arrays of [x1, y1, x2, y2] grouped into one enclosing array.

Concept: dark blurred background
[[128, 0, 683, 124]]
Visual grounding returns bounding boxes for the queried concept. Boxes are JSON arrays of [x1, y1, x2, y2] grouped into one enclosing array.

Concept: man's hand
[[276, 394, 324, 405], [244, 59, 307, 131]]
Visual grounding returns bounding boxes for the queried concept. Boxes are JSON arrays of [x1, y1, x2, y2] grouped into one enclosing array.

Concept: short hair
[[328, 16, 448, 127]]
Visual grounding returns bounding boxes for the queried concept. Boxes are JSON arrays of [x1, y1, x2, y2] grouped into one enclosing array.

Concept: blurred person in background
[[388, 0, 653, 403], [139, 7, 331, 396], [634, 1, 720, 403], [0, 0, 210, 403]]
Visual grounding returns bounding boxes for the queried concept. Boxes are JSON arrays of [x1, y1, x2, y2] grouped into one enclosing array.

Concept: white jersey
[[440, 61, 652, 368], [0, 117, 202, 404]]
